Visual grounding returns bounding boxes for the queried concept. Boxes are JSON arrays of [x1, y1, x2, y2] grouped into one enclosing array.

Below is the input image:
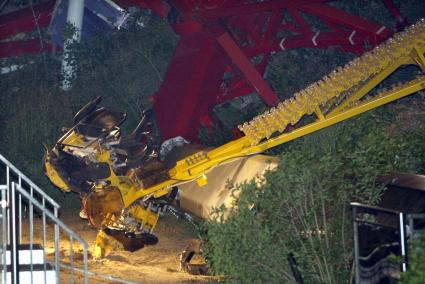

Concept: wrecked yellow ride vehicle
[[44, 96, 183, 257]]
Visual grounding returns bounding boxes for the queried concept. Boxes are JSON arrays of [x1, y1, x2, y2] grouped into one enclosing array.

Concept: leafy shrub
[[203, 101, 425, 283]]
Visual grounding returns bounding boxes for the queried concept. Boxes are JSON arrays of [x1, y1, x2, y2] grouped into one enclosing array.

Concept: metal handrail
[[352, 202, 408, 284], [0, 154, 60, 209], [1, 185, 8, 284], [16, 184, 89, 283], [0, 155, 89, 283]]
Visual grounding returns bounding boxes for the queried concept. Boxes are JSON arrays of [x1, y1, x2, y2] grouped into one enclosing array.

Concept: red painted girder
[[243, 30, 375, 56], [217, 32, 279, 106], [287, 7, 312, 35], [210, 4, 394, 107], [221, 3, 393, 56], [153, 32, 228, 140], [226, 15, 263, 48], [191, 0, 328, 17], [383, 0, 409, 30], [261, 10, 282, 48], [154, 1, 401, 141], [0, 39, 54, 58], [0, 0, 55, 40], [301, 3, 393, 40]]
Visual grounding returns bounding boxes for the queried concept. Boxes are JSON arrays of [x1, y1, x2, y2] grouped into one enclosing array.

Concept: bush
[[203, 101, 425, 283]]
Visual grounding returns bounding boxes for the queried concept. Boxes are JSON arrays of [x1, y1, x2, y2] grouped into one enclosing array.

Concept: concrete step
[[0, 244, 45, 265], [1, 263, 56, 283]]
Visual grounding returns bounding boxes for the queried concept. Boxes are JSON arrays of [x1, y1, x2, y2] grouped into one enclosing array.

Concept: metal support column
[[399, 212, 408, 272], [9, 182, 19, 284], [352, 206, 360, 284], [61, 0, 85, 90], [1, 185, 8, 284]]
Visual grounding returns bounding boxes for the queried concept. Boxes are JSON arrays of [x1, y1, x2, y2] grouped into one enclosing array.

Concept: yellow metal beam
[[411, 46, 425, 71], [123, 76, 425, 204], [315, 106, 325, 121], [120, 20, 425, 209], [238, 20, 425, 143], [251, 76, 425, 153], [327, 59, 406, 117]]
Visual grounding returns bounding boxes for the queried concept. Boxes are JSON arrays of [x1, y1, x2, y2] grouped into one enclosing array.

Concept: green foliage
[[401, 230, 425, 284], [198, 123, 235, 148], [0, 16, 177, 207], [266, 48, 354, 101], [203, 101, 425, 283]]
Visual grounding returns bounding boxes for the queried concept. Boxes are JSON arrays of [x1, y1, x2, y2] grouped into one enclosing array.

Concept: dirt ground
[[21, 210, 219, 283]]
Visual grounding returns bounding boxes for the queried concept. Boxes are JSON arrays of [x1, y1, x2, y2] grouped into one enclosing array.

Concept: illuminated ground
[[21, 210, 218, 283]]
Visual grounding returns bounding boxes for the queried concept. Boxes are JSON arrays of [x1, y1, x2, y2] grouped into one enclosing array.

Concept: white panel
[[2, 249, 44, 265], [5, 270, 55, 284]]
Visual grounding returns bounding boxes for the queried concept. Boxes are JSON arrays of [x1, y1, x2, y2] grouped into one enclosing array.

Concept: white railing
[[0, 154, 89, 284]]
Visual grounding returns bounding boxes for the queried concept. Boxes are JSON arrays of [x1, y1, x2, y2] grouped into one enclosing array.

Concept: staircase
[[1, 244, 55, 283], [0, 154, 89, 284]]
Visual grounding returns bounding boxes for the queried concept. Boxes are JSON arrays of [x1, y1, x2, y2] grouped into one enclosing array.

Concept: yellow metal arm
[[253, 76, 425, 153], [327, 60, 404, 117], [149, 76, 425, 189]]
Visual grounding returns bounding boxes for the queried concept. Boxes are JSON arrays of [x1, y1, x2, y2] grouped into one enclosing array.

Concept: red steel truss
[[151, 0, 399, 141], [1, 0, 408, 141], [0, 0, 56, 57]]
